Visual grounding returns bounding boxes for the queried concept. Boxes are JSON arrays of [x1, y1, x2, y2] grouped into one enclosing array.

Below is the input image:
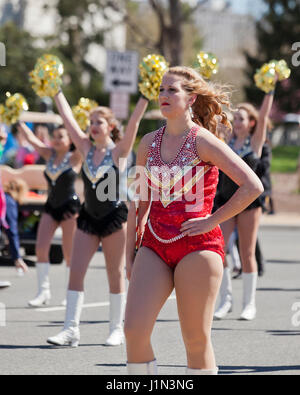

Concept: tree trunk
[[149, 0, 183, 66], [167, 0, 183, 66]]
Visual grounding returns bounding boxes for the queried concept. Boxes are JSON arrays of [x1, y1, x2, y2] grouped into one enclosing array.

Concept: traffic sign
[[104, 50, 138, 94], [110, 92, 129, 120]]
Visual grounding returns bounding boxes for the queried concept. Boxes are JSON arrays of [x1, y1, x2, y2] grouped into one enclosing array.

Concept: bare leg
[[101, 224, 127, 294], [214, 217, 236, 319], [35, 213, 59, 262], [237, 207, 262, 273], [46, 229, 100, 347], [28, 213, 59, 307], [124, 247, 174, 363], [174, 250, 223, 369], [59, 217, 77, 304], [68, 229, 100, 291], [61, 217, 77, 267], [220, 216, 236, 268], [236, 208, 262, 320]]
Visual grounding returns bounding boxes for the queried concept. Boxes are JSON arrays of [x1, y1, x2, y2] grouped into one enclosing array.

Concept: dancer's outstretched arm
[[54, 90, 91, 157], [114, 97, 149, 166], [17, 122, 52, 161], [251, 85, 277, 157]]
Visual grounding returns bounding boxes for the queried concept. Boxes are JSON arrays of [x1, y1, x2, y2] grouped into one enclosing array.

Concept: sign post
[[104, 50, 138, 120]]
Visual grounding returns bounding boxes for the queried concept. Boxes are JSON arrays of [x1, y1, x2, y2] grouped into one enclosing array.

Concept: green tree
[[42, 0, 111, 106], [125, 0, 204, 66], [107, 0, 206, 66], [0, 22, 43, 110], [244, 0, 300, 117]]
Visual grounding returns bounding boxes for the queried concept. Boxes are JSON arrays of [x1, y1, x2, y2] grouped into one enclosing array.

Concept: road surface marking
[[36, 295, 176, 313]]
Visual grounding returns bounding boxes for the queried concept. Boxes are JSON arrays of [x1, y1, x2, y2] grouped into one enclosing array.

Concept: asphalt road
[[0, 226, 300, 375]]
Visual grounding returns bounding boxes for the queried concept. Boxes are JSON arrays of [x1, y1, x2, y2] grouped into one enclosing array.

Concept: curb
[[260, 214, 300, 230]]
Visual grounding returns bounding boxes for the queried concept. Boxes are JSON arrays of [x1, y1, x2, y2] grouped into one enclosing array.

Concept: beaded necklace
[[45, 150, 72, 186], [83, 143, 115, 190]]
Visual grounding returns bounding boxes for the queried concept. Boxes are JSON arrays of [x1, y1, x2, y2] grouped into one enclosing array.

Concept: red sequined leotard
[[141, 126, 225, 268]]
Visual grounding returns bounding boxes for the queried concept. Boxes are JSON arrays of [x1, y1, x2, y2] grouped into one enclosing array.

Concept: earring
[[189, 105, 194, 118]]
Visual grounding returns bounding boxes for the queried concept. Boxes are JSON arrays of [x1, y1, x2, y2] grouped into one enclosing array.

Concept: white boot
[[240, 272, 257, 321], [214, 267, 233, 320], [47, 290, 84, 347], [105, 293, 126, 346], [186, 367, 218, 375], [61, 267, 70, 306], [28, 263, 51, 307], [127, 359, 157, 375]]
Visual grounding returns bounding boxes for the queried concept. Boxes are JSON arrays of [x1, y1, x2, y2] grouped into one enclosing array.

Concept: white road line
[[36, 295, 177, 313]]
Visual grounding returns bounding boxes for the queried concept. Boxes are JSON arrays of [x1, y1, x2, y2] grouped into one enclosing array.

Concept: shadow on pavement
[[220, 365, 300, 374], [267, 259, 300, 264], [266, 330, 300, 336], [0, 344, 54, 350], [257, 287, 300, 292]]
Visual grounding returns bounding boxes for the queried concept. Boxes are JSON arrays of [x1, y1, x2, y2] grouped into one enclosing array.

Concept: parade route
[[0, 224, 299, 375]]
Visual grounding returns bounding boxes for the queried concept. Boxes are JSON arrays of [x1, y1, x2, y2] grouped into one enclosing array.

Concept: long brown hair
[[237, 103, 273, 135], [167, 66, 233, 138], [89, 106, 123, 142]]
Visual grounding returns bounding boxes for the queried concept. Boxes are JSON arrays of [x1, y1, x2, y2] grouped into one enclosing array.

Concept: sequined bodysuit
[[44, 150, 80, 222], [141, 126, 225, 268], [215, 136, 262, 211], [77, 144, 128, 238]]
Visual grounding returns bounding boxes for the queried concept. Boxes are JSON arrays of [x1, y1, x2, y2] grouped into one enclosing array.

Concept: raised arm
[[54, 90, 91, 157], [251, 89, 276, 158], [17, 122, 52, 161], [114, 97, 149, 164]]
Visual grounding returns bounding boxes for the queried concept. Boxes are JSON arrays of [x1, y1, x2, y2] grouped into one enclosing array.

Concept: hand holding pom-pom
[[0, 92, 29, 125], [254, 59, 291, 93], [29, 54, 64, 98], [138, 54, 169, 101]]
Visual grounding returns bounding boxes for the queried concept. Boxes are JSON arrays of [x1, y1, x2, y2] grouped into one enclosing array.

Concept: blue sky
[[229, 0, 267, 18]]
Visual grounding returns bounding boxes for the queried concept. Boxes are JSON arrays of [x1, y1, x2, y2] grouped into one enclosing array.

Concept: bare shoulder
[[194, 126, 220, 144], [194, 127, 227, 163], [140, 130, 157, 147], [136, 130, 158, 165], [138, 130, 157, 154]]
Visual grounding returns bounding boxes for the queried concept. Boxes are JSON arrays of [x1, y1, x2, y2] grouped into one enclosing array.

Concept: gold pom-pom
[[138, 54, 169, 101], [72, 97, 98, 131], [0, 92, 29, 125], [254, 59, 291, 93], [29, 54, 64, 98], [197, 51, 219, 80]]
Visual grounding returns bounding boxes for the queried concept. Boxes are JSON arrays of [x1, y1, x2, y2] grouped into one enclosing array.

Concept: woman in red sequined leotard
[[124, 66, 264, 376], [142, 125, 225, 267]]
